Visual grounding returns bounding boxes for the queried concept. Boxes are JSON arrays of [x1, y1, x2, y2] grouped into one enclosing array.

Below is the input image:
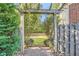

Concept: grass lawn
[[32, 38, 47, 47]]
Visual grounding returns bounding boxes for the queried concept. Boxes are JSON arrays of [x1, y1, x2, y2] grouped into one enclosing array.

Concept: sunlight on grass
[[33, 38, 47, 46], [29, 36, 48, 39]]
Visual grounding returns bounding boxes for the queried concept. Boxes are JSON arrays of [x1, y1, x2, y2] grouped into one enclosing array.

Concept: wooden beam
[[53, 14, 58, 54], [20, 13, 24, 54], [58, 3, 66, 10], [49, 3, 52, 10], [21, 9, 62, 14]]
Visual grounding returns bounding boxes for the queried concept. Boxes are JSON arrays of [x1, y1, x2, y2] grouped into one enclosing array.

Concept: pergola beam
[[21, 9, 62, 14], [49, 3, 52, 10], [58, 3, 66, 10]]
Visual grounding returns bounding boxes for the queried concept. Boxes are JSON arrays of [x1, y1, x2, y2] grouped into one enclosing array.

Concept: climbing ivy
[[0, 4, 20, 56]]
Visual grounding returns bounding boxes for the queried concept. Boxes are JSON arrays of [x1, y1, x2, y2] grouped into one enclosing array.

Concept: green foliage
[[51, 3, 60, 9], [0, 4, 20, 56], [44, 15, 53, 37], [21, 3, 46, 38], [44, 3, 61, 38], [32, 38, 47, 46]]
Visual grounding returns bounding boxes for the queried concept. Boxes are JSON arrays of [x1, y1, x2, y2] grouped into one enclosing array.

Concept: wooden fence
[[56, 23, 79, 56]]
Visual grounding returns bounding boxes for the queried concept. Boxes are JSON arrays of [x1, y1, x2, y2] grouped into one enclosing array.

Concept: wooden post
[[53, 14, 58, 54], [20, 13, 24, 54]]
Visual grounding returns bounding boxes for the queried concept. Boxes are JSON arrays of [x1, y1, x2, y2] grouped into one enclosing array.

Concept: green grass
[[32, 38, 47, 46]]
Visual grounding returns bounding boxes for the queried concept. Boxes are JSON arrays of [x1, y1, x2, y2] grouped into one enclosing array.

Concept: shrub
[[0, 4, 20, 56]]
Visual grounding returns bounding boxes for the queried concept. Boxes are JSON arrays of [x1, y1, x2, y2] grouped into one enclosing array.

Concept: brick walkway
[[23, 47, 53, 56]]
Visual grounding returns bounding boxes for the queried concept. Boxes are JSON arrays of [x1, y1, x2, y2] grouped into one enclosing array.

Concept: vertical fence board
[[76, 24, 79, 56], [64, 25, 69, 56], [69, 24, 74, 56], [63, 25, 65, 55], [59, 25, 64, 54], [57, 26, 59, 52]]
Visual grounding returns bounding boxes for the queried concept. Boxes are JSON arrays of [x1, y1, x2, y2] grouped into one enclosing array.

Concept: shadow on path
[[23, 47, 53, 56]]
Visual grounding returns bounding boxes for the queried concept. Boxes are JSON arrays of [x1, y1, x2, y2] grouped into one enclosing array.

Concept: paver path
[[23, 47, 53, 56]]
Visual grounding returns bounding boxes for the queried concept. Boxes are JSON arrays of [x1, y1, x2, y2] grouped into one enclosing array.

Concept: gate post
[[20, 12, 24, 54], [53, 14, 58, 55]]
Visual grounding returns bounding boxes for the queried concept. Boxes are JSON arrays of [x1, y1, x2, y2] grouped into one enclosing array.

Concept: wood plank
[[21, 9, 62, 14], [20, 13, 24, 54]]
